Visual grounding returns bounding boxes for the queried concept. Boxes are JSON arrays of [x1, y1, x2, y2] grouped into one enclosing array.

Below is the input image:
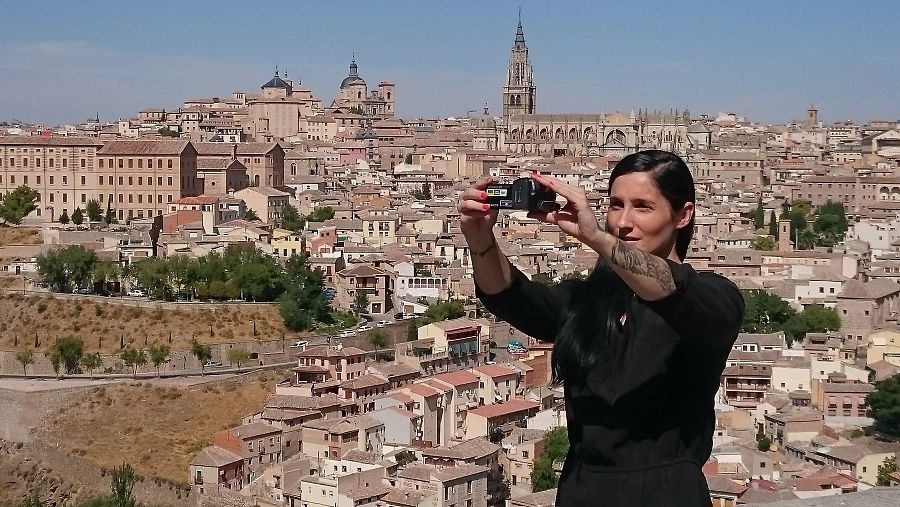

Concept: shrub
[[36, 301, 47, 313]]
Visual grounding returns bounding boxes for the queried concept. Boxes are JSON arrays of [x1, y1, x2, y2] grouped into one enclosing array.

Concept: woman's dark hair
[[551, 150, 696, 386], [609, 150, 695, 261]]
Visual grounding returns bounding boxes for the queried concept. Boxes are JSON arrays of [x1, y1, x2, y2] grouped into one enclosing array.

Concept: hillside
[[0, 226, 41, 247], [35, 376, 275, 484], [0, 292, 292, 353]]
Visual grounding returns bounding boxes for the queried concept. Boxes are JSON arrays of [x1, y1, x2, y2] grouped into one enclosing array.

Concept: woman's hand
[[457, 177, 500, 249], [527, 173, 604, 245]]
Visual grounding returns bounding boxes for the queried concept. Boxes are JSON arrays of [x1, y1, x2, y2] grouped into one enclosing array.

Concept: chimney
[[231, 143, 238, 160]]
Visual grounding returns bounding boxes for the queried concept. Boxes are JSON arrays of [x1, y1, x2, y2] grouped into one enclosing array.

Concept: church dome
[[261, 72, 290, 90], [340, 58, 366, 89], [475, 107, 496, 130]]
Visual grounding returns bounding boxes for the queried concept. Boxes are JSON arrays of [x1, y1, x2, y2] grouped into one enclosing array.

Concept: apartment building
[[720, 364, 772, 408], [213, 421, 283, 485], [395, 463, 488, 507], [300, 415, 385, 459], [811, 375, 874, 417]]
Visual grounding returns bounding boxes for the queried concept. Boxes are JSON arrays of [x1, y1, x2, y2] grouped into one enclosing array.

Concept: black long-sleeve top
[[476, 260, 744, 504]]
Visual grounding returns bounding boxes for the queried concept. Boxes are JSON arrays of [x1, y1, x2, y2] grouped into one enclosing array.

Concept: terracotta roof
[[0, 136, 104, 147], [340, 374, 389, 390], [229, 421, 280, 439], [473, 364, 520, 379], [191, 445, 243, 467], [174, 195, 220, 205], [704, 474, 748, 495], [431, 370, 479, 387], [98, 140, 192, 155], [467, 399, 540, 419]]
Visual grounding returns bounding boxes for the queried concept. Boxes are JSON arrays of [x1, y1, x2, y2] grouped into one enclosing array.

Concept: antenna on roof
[[275, 64, 279, 77]]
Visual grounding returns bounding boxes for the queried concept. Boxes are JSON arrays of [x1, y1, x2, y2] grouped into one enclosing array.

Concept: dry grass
[[0, 226, 41, 246], [0, 293, 298, 352], [36, 379, 274, 483]]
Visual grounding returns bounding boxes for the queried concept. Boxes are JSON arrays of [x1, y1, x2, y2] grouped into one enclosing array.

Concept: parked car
[[338, 329, 356, 338], [376, 320, 391, 327], [72, 286, 92, 294], [289, 340, 309, 349], [203, 360, 222, 368], [126, 288, 146, 297], [357, 325, 373, 332]]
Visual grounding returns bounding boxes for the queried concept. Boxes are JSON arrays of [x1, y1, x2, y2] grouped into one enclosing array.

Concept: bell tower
[[502, 9, 536, 118]]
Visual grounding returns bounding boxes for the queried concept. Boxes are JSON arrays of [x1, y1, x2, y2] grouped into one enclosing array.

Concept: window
[[128, 159, 133, 169], [167, 176, 173, 186], [23, 175, 28, 185], [62, 176, 67, 185], [522, 451, 529, 458], [168, 159, 172, 169], [138, 177, 142, 185], [81, 194, 86, 203], [128, 177, 133, 185], [36, 175, 40, 184], [137, 159, 142, 169], [62, 194, 67, 203]]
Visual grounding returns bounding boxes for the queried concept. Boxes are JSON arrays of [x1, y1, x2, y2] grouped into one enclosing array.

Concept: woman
[[457, 150, 744, 506]]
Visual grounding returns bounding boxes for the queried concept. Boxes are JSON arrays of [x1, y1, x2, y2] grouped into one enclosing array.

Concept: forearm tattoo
[[610, 238, 677, 293]]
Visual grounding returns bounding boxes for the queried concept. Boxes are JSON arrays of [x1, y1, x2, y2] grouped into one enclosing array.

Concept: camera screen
[[486, 188, 508, 197]]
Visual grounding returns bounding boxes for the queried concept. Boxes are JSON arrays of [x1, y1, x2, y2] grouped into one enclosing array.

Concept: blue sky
[[1, 1, 898, 125]]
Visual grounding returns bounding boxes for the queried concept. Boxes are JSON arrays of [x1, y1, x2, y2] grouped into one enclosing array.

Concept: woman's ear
[[675, 202, 694, 229]]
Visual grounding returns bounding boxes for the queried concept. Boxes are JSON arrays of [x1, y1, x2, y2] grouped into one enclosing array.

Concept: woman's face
[[605, 171, 693, 261]]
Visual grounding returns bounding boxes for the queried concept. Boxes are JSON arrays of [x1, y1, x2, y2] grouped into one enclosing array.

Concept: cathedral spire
[[514, 8, 526, 49]]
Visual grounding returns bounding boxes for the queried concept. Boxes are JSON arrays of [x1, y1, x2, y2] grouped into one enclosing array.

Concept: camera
[[485, 177, 560, 213]]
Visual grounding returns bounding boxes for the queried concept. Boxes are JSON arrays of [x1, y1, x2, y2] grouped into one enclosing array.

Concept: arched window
[[387, 92, 391, 100], [358, 91, 362, 99], [290, 163, 297, 176]]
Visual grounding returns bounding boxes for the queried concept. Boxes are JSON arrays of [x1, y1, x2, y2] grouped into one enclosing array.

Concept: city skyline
[[1, 1, 899, 125]]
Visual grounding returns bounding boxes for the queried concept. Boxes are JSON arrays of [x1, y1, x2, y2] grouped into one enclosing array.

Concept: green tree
[[769, 210, 779, 239], [120, 348, 146, 378], [148, 344, 171, 376], [407, 319, 419, 341], [531, 426, 569, 492], [80, 352, 102, 379], [531, 272, 554, 286], [15, 349, 34, 378], [127, 257, 171, 300], [757, 434, 772, 452], [167, 255, 197, 299], [421, 183, 432, 200], [37, 244, 98, 293], [58, 209, 70, 224], [421, 300, 465, 325], [487, 467, 511, 507], [157, 126, 180, 138], [368, 329, 390, 360], [227, 347, 250, 367], [104, 203, 115, 225], [279, 256, 330, 331], [109, 463, 137, 507], [48, 336, 85, 374], [404, 153, 413, 164], [753, 198, 765, 230], [307, 206, 335, 222], [244, 208, 260, 221], [395, 449, 417, 467], [354, 290, 370, 314], [71, 207, 84, 225], [190, 339, 213, 374], [751, 236, 776, 251], [866, 373, 900, 437], [877, 456, 897, 486], [740, 289, 797, 334], [86, 199, 103, 222], [281, 203, 305, 232], [0, 185, 39, 225]]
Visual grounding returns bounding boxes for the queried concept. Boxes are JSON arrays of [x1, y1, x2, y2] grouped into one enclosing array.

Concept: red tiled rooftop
[[467, 400, 540, 419], [473, 364, 519, 379]]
